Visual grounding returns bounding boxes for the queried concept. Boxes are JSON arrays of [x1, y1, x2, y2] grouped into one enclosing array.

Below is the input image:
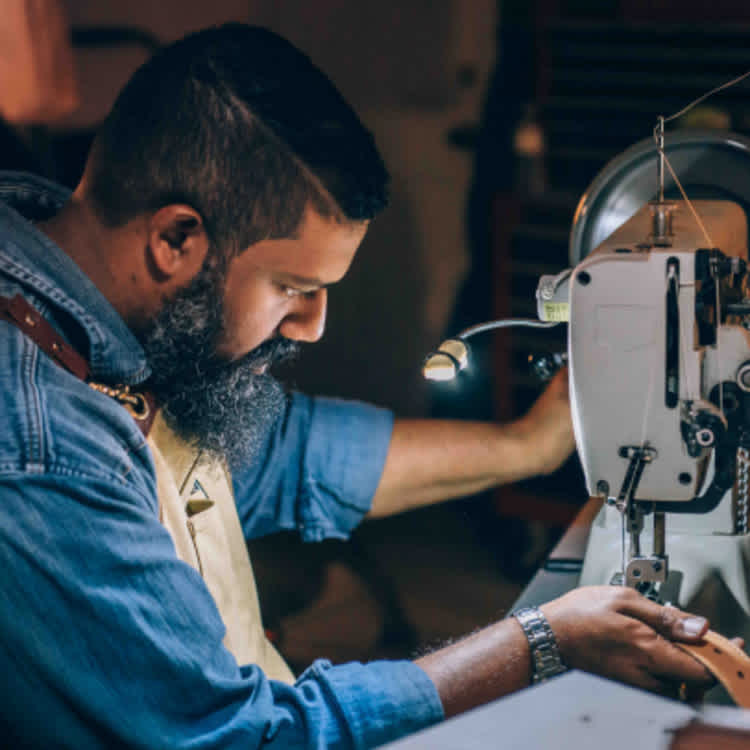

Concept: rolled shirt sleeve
[[233, 392, 394, 542], [290, 660, 443, 749]]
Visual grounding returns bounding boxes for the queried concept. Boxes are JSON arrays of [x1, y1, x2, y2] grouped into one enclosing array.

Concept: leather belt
[[676, 629, 750, 708], [0, 293, 156, 437]]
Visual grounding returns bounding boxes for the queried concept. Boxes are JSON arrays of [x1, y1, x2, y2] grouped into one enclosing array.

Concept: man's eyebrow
[[278, 273, 330, 288]]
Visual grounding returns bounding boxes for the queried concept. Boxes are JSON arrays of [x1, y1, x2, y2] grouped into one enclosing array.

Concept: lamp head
[[422, 338, 469, 382]]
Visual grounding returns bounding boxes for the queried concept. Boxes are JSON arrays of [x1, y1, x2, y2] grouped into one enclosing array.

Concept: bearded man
[[0, 24, 715, 749]]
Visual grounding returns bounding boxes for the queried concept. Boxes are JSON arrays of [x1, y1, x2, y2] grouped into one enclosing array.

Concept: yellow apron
[[147, 413, 295, 684]]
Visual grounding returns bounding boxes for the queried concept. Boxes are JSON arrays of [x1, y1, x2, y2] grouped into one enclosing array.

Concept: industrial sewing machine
[[425, 128, 750, 643], [538, 129, 750, 638], [544, 132, 750, 656], [414, 127, 750, 745], [415, 80, 750, 745]]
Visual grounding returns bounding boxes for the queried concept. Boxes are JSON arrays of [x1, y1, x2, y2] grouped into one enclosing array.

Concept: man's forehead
[[242, 212, 368, 283]]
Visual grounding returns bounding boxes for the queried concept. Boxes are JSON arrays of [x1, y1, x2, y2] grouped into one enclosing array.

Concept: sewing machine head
[[538, 198, 750, 596], [423, 129, 750, 617], [536, 130, 750, 613]]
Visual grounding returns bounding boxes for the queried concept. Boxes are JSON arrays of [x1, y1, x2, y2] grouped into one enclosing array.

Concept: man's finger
[[627, 667, 672, 695], [645, 638, 716, 686], [617, 594, 709, 642], [621, 665, 701, 699]]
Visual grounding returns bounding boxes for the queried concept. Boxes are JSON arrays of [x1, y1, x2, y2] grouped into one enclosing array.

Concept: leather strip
[[675, 629, 750, 708], [0, 294, 156, 437], [0, 293, 90, 380]]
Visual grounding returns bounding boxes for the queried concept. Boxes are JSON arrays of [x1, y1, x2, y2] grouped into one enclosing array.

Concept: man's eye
[[279, 285, 303, 298], [279, 284, 318, 299]]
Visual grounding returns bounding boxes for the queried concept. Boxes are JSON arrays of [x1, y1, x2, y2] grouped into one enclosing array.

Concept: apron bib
[[148, 413, 294, 684]]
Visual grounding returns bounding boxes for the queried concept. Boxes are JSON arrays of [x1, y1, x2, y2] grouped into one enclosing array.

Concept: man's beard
[[136, 263, 299, 468]]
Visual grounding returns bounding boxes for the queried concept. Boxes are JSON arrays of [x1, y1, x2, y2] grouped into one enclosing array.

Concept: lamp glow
[[422, 339, 469, 381]]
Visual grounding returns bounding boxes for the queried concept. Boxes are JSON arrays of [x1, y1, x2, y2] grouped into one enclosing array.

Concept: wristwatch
[[513, 607, 567, 683]]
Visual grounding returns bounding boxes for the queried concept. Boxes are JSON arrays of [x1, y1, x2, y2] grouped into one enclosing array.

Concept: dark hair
[[86, 24, 389, 255]]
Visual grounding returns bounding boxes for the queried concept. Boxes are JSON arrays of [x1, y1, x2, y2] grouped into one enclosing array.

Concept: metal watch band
[[514, 607, 567, 684]]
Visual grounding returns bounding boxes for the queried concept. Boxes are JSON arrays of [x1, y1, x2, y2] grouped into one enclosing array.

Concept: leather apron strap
[[676, 629, 750, 708], [0, 293, 157, 436]]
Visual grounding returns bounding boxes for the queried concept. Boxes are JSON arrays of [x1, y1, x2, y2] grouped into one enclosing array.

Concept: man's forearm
[[416, 617, 532, 718], [369, 417, 547, 518], [417, 586, 717, 720], [368, 370, 574, 519]]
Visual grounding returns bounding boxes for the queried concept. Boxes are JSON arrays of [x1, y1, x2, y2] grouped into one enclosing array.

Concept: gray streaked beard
[[136, 261, 299, 468]]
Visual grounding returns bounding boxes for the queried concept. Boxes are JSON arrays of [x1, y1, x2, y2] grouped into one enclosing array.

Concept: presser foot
[[609, 571, 661, 601], [609, 565, 682, 604]]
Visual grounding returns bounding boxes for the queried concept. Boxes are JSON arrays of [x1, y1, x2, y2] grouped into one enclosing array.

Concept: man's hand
[[417, 586, 716, 718], [516, 368, 576, 476], [541, 586, 714, 695]]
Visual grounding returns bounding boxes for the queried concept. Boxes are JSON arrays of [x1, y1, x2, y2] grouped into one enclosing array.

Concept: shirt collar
[[0, 171, 150, 384]]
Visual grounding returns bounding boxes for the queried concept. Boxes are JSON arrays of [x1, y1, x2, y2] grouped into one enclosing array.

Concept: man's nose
[[279, 289, 327, 343]]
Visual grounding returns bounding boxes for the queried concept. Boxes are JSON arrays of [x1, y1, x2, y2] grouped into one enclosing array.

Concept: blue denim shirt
[[0, 172, 443, 748]]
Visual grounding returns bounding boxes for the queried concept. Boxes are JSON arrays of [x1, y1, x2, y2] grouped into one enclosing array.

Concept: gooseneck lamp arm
[[422, 319, 561, 382]]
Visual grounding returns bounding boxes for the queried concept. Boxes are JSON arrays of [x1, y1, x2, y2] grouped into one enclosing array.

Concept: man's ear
[[146, 204, 209, 282]]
